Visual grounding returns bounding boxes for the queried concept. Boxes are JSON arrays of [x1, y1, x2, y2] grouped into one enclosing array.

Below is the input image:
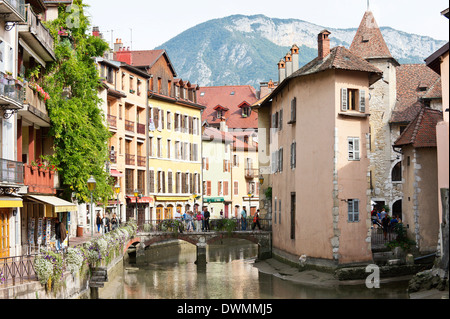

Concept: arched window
[[392, 162, 402, 182]]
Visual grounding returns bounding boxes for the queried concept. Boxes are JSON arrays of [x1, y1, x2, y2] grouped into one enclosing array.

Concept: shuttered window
[[348, 199, 359, 222], [348, 137, 360, 161], [341, 88, 348, 111]]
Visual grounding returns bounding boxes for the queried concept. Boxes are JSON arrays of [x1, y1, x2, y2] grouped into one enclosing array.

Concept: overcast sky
[[83, 0, 449, 50]]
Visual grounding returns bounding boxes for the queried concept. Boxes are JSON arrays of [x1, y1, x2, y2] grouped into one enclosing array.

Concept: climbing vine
[[41, 0, 112, 203]]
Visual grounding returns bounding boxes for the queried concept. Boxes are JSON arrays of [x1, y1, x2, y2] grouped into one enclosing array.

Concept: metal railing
[[21, 4, 54, 57], [0, 0, 26, 20], [0, 72, 25, 107], [0, 253, 37, 287], [138, 218, 272, 233], [371, 226, 396, 249], [0, 158, 24, 184]]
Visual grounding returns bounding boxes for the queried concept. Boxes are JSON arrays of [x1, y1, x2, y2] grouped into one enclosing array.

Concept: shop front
[[22, 195, 77, 253], [125, 196, 154, 226], [0, 196, 23, 258], [154, 196, 193, 220]]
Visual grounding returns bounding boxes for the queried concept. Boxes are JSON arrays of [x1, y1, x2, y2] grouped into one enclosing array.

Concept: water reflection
[[101, 239, 409, 299]]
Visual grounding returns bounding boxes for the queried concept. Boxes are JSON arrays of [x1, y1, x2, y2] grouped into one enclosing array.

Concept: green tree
[[42, 0, 112, 204]]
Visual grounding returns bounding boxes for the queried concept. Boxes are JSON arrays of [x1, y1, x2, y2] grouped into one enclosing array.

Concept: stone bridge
[[124, 230, 272, 265]]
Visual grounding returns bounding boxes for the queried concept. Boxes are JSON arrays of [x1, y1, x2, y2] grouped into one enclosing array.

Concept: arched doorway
[[392, 200, 402, 220]]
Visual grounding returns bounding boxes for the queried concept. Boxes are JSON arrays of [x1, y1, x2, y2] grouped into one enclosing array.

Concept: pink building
[[256, 30, 382, 267]]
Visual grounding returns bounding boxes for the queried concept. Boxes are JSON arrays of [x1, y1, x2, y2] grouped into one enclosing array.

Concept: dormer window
[[214, 104, 228, 119], [242, 106, 250, 117]]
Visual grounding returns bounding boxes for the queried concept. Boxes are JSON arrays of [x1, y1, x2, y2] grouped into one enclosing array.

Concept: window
[[218, 181, 223, 195], [234, 181, 239, 195], [289, 97, 296, 124], [242, 107, 250, 117], [157, 138, 162, 157], [167, 140, 171, 159], [167, 111, 172, 130], [348, 199, 359, 222], [348, 137, 360, 161], [290, 142, 296, 169], [341, 88, 365, 112], [291, 192, 296, 239], [392, 162, 402, 182], [233, 155, 239, 167]]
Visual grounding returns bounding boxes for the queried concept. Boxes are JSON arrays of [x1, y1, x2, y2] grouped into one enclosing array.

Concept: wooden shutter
[[291, 97, 296, 122], [279, 109, 283, 130], [162, 171, 166, 193], [359, 89, 366, 113], [234, 181, 238, 195], [161, 110, 165, 129], [354, 138, 360, 160], [168, 171, 173, 193], [224, 181, 229, 196], [341, 88, 348, 111], [149, 170, 154, 193], [207, 181, 211, 196]]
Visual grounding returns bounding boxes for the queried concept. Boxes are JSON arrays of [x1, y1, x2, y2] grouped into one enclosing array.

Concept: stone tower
[[350, 11, 402, 216]]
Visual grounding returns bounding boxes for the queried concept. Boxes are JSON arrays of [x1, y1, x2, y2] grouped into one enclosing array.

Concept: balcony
[[125, 154, 135, 165], [18, 84, 51, 128], [244, 168, 258, 179], [0, 72, 24, 112], [125, 120, 134, 132], [23, 165, 56, 194], [107, 114, 117, 128], [137, 155, 145, 167], [17, 4, 55, 62], [137, 123, 145, 134], [0, 158, 24, 186], [0, 0, 26, 22]]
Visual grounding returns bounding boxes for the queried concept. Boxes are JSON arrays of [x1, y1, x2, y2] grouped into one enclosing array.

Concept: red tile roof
[[198, 86, 258, 129], [394, 107, 443, 148], [114, 49, 177, 76], [391, 64, 442, 123], [350, 11, 394, 61]]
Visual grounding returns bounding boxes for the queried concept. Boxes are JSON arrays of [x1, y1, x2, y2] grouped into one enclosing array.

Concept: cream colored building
[[257, 31, 382, 267]]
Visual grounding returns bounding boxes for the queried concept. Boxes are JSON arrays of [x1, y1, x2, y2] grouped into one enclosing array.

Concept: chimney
[[285, 52, 293, 77], [114, 42, 132, 65], [291, 44, 299, 72], [92, 26, 100, 37], [114, 38, 123, 52], [318, 30, 331, 59], [278, 59, 286, 83], [219, 118, 228, 132]]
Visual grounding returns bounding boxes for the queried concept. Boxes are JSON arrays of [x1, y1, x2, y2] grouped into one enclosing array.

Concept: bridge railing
[[137, 218, 272, 233]]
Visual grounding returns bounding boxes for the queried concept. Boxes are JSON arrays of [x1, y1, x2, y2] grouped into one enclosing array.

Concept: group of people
[[96, 212, 119, 234], [371, 207, 402, 239], [174, 208, 211, 233], [172, 206, 262, 233]]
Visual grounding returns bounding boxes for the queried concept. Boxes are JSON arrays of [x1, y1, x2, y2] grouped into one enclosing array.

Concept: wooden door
[[156, 206, 164, 221], [0, 209, 10, 258]]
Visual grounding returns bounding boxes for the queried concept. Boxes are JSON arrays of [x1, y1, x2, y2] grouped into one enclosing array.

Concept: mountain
[[155, 14, 447, 88]]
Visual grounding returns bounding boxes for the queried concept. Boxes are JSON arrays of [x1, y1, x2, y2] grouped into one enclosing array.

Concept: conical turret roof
[[350, 11, 393, 60]]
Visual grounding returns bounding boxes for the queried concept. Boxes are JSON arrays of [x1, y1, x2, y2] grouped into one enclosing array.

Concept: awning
[[155, 196, 190, 201], [110, 169, 123, 177], [204, 197, 224, 203], [126, 196, 154, 204], [0, 196, 23, 208], [27, 195, 77, 212]]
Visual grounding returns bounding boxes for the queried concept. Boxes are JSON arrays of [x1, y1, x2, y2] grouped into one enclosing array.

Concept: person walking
[[241, 206, 247, 230], [252, 209, 261, 231], [103, 213, 111, 233], [203, 207, 210, 232], [382, 214, 390, 240], [96, 213, 102, 233]]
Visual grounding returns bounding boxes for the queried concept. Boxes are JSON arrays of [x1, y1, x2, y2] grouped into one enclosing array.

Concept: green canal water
[[99, 239, 410, 299]]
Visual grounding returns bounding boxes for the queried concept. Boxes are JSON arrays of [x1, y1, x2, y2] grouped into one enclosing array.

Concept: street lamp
[[193, 192, 201, 213], [259, 174, 264, 185], [87, 175, 96, 237], [247, 191, 254, 215], [115, 183, 120, 224]]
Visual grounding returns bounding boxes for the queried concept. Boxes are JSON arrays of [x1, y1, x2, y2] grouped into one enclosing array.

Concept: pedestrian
[[241, 206, 247, 230], [252, 209, 261, 231], [220, 209, 224, 218], [174, 209, 183, 233], [382, 214, 390, 240], [185, 211, 193, 232], [103, 213, 110, 233], [96, 213, 102, 233], [55, 219, 66, 252], [196, 211, 203, 232], [203, 207, 210, 232], [111, 213, 118, 230], [380, 208, 387, 220]]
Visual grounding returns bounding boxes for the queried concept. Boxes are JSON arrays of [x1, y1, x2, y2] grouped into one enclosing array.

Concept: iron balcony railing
[[0, 158, 24, 184], [0, 253, 37, 287], [0, 72, 25, 109], [0, 0, 26, 22]]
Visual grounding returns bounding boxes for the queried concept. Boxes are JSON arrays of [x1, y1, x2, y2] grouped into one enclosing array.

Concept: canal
[[98, 239, 410, 299]]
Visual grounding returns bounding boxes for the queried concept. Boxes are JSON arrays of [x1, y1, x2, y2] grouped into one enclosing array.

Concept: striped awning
[[27, 195, 77, 212]]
